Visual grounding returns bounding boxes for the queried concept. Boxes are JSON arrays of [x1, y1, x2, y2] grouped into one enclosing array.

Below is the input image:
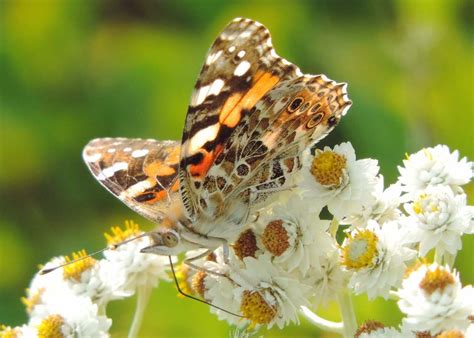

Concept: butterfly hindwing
[[196, 74, 351, 220], [83, 138, 181, 222], [179, 17, 303, 220]]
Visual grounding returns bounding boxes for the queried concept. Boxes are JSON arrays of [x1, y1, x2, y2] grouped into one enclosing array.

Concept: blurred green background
[[0, 0, 472, 337]]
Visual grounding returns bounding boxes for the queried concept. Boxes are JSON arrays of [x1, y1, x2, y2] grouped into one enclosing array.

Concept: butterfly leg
[[184, 249, 227, 277], [238, 184, 297, 224]]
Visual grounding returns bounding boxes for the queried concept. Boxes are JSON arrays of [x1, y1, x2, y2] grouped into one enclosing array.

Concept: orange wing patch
[[187, 72, 281, 180], [134, 177, 180, 205], [219, 71, 280, 129], [165, 146, 180, 165], [189, 150, 214, 178], [241, 71, 280, 110], [127, 158, 180, 204], [144, 161, 176, 177], [219, 92, 243, 127]]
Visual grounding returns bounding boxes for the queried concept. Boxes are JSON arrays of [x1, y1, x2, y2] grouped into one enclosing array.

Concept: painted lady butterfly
[[83, 18, 351, 258]]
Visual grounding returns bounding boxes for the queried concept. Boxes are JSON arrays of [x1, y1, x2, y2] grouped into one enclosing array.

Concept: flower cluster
[[173, 143, 472, 336], [397, 263, 473, 335], [1, 221, 171, 338], [1, 143, 472, 337]]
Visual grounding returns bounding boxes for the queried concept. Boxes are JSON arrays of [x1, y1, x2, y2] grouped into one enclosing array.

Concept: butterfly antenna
[[168, 255, 244, 318], [40, 232, 151, 275]]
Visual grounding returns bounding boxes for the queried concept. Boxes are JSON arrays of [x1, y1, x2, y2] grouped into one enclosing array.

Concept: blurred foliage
[[0, 0, 472, 336]]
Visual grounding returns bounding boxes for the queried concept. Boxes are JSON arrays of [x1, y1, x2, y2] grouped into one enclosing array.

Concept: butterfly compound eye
[[162, 231, 179, 247], [288, 97, 304, 112]]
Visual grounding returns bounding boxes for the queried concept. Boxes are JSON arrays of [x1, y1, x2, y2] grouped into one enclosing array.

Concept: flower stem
[[128, 285, 153, 338], [300, 306, 343, 334], [336, 289, 357, 338]]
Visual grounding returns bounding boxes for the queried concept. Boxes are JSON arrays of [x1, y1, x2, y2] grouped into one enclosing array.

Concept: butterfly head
[[140, 229, 194, 256]]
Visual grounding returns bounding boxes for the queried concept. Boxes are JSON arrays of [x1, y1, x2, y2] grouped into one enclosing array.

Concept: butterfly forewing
[[179, 17, 304, 220], [83, 138, 181, 222]]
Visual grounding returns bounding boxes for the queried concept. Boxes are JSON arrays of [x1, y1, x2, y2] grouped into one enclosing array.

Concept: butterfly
[[83, 17, 351, 259]]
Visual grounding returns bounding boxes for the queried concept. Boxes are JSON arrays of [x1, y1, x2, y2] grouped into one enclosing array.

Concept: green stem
[[336, 289, 357, 338], [300, 306, 343, 334], [128, 285, 153, 338]]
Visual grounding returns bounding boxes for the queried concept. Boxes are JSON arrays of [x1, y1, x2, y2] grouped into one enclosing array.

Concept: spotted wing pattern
[[200, 75, 351, 222], [179, 17, 303, 220], [83, 138, 181, 222]]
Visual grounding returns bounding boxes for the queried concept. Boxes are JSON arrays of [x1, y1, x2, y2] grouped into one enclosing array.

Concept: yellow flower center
[[21, 288, 45, 313], [419, 266, 455, 295], [310, 150, 347, 186], [413, 193, 440, 215], [104, 220, 142, 245], [0, 325, 19, 338], [355, 320, 385, 338], [240, 290, 277, 326], [175, 263, 193, 299], [63, 250, 96, 282], [232, 229, 258, 260], [412, 200, 424, 215], [191, 271, 207, 298], [37, 314, 65, 338], [341, 229, 378, 269], [262, 220, 289, 256], [436, 330, 465, 338]]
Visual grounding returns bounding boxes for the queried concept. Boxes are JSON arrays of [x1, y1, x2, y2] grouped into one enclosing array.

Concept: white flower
[[0, 324, 38, 337], [255, 195, 334, 276], [398, 145, 472, 194], [341, 220, 416, 300], [26, 252, 130, 316], [198, 248, 249, 326], [203, 271, 245, 327], [402, 186, 473, 257], [308, 251, 347, 307], [64, 257, 132, 307], [103, 230, 172, 293], [357, 324, 406, 338], [29, 291, 111, 338], [24, 257, 69, 317], [342, 176, 403, 228], [229, 253, 312, 329], [300, 142, 380, 219], [173, 248, 246, 326], [397, 263, 474, 334]]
